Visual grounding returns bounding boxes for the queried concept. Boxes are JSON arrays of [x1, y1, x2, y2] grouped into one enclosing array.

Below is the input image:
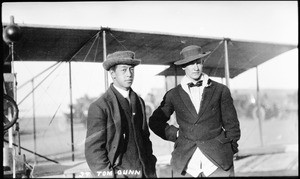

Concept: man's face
[[110, 64, 135, 90], [182, 58, 204, 81]]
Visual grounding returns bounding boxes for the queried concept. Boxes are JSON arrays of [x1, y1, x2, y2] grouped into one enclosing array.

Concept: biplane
[[2, 17, 298, 177]]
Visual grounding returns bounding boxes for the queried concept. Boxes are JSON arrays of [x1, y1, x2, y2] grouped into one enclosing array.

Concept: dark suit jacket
[[85, 84, 157, 178], [149, 79, 240, 173]]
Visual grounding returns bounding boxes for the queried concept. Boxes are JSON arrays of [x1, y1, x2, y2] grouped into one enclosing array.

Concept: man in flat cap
[[149, 45, 240, 177], [85, 51, 157, 178]]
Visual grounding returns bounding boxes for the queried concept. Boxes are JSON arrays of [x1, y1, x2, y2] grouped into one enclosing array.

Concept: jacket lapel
[[129, 90, 138, 118], [178, 85, 198, 119], [110, 85, 132, 117], [197, 82, 216, 119], [120, 98, 132, 119], [129, 91, 141, 129], [107, 87, 122, 134]]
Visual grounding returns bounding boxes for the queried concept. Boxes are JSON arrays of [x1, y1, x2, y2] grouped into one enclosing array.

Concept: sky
[[2, 1, 298, 116]]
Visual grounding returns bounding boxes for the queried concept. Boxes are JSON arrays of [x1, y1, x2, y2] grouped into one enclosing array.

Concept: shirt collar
[[113, 84, 130, 99], [181, 73, 209, 90], [181, 73, 208, 85]]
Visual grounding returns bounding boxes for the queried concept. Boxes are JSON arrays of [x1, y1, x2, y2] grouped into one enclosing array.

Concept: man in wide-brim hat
[[85, 50, 157, 178], [149, 45, 241, 177]]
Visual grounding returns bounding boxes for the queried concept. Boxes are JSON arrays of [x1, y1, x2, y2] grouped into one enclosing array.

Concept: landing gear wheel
[[3, 94, 19, 131]]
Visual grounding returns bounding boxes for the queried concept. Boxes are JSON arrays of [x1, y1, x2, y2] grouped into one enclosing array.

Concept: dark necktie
[[125, 97, 132, 112], [187, 80, 203, 88]]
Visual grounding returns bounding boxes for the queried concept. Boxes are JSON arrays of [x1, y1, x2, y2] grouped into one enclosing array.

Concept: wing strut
[[102, 28, 109, 90], [256, 66, 264, 147], [68, 62, 75, 162], [224, 38, 231, 88]]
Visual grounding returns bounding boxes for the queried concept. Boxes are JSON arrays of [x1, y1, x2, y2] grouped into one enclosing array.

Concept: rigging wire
[[32, 62, 67, 116], [18, 62, 61, 90], [17, 62, 63, 106], [229, 41, 263, 70], [203, 40, 224, 63], [83, 32, 100, 62], [3, 139, 59, 164], [68, 31, 101, 62], [40, 92, 69, 145], [48, 103, 63, 127], [93, 32, 101, 62], [17, 62, 67, 130], [44, 62, 67, 91], [108, 31, 128, 50], [202, 40, 224, 77], [212, 52, 225, 78]]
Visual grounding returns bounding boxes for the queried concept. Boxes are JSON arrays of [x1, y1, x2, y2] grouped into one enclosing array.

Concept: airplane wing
[[2, 23, 297, 78]]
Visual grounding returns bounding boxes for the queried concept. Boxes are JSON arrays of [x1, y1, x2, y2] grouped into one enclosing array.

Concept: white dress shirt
[[113, 84, 130, 103], [180, 73, 218, 177]]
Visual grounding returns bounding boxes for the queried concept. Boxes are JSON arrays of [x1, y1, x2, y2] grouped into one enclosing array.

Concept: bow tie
[[188, 81, 203, 87]]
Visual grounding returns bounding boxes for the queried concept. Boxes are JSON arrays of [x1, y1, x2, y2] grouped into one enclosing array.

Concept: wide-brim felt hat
[[174, 45, 211, 66], [103, 51, 141, 71]]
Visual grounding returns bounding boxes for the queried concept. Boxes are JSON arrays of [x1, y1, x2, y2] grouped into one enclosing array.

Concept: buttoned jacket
[[149, 79, 240, 173], [85, 85, 157, 178]]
